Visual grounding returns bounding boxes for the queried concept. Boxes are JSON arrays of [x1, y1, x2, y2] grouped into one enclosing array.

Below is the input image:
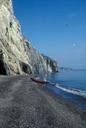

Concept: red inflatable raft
[[31, 77, 48, 84]]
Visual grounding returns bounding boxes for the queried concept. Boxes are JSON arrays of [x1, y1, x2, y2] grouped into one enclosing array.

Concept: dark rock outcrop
[[0, 0, 58, 75]]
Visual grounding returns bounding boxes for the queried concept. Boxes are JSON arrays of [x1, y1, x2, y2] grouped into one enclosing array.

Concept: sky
[[13, 0, 86, 69]]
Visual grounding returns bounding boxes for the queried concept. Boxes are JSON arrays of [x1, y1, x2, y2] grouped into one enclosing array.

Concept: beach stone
[[0, 75, 86, 128]]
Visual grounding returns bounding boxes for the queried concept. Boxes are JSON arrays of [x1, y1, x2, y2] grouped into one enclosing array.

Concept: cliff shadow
[[0, 60, 7, 75]]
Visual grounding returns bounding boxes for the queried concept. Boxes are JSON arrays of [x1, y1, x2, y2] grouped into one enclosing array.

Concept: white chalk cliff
[[0, 0, 58, 75]]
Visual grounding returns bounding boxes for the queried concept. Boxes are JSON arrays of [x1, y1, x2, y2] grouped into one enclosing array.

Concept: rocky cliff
[[0, 0, 58, 75]]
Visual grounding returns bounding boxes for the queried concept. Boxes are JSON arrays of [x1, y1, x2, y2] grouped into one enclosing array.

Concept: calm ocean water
[[43, 71, 86, 108]]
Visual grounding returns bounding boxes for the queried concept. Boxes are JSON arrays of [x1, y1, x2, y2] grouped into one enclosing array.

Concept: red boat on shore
[[31, 77, 48, 84]]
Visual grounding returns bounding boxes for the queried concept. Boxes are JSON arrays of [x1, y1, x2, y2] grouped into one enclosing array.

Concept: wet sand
[[0, 75, 86, 128]]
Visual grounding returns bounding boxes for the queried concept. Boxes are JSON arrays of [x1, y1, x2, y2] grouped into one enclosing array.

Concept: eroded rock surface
[[0, 0, 58, 75]]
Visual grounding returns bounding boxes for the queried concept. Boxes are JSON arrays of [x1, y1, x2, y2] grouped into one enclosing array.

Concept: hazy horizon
[[13, 0, 86, 69]]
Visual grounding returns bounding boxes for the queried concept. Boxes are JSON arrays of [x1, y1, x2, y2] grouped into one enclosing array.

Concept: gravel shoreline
[[0, 75, 86, 128]]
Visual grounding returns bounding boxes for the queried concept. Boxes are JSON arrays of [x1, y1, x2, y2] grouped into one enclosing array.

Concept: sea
[[41, 70, 86, 109]]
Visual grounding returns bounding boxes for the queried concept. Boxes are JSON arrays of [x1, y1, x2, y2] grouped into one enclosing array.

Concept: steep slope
[[0, 0, 58, 75]]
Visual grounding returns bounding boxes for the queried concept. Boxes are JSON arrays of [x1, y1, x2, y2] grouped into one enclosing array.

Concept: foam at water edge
[[55, 84, 86, 98]]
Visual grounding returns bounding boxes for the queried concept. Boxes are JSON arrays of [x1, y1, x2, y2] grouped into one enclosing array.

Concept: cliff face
[[0, 0, 58, 75]]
